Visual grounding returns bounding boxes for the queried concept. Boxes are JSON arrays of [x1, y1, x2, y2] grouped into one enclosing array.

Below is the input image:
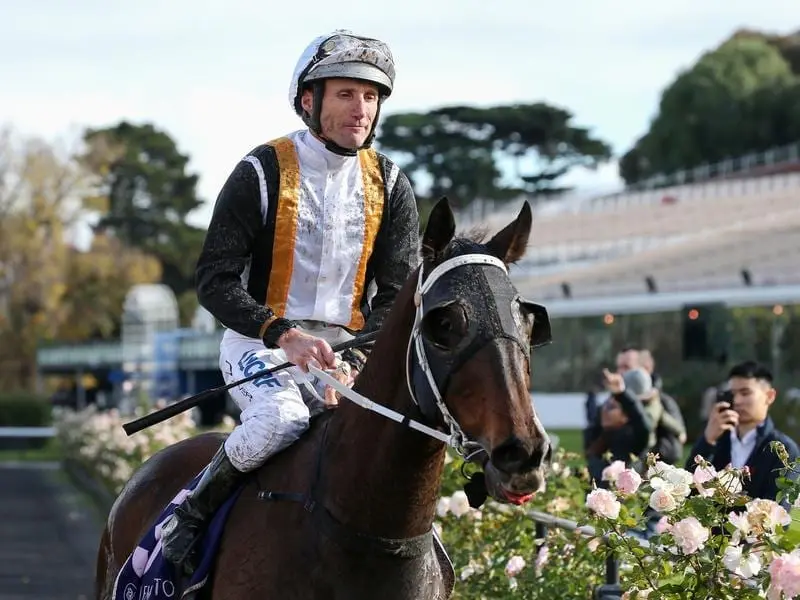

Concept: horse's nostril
[[491, 436, 530, 473]]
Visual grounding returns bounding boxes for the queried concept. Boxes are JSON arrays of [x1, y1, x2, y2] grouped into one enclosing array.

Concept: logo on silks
[[125, 579, 176, 599], [238, 351, 282, 389], [123, 583, 137, 600]]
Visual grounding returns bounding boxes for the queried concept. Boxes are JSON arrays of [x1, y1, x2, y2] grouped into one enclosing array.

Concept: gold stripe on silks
[[264, 136, 301, 324], [348, 148, 386, 330]]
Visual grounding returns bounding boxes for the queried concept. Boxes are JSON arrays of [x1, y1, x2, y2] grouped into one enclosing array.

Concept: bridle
[[310, 252, 548, 458]]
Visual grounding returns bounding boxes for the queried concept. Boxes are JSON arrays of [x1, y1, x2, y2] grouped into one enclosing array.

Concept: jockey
[[160, 29, 420, 575]]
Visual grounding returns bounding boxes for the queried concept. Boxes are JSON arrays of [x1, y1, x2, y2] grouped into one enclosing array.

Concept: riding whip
[[121, 331, 380, 436]]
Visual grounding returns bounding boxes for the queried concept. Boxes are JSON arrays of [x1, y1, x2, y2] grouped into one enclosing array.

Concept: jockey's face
[[302, 78, 379, 149]]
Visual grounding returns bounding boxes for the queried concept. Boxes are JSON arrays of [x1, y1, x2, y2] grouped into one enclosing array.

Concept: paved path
[[0, 462, 104, 600]]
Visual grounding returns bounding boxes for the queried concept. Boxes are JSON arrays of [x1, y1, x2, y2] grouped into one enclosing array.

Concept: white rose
[[449, 491, 471, 517], [649, 488, 677, 513], [436, 497, 450, 518], [723, 545, 761, 579]]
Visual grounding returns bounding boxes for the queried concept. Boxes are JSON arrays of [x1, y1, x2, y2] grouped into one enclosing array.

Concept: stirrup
[[161, 512, 206, 574]]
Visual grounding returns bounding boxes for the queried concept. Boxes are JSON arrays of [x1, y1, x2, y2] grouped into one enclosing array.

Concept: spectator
[[685, 360, 800, 504], [624, 368, 686, 457], [615, 347, 639, 374], [638, 348, 687, 464], [584, 368, 655, 487]]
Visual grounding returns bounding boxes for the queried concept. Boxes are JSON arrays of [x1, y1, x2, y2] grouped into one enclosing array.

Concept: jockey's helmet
[[289, 30, 396, 153]]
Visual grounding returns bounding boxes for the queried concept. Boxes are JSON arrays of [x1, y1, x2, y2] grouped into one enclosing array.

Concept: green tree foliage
[[0, 127, 161, 390], [621, 31, 800, 184], [80, 121, 205, 323], [378, 103, 612, 212]]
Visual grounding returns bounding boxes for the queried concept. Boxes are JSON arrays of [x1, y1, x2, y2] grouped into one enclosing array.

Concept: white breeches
[[219, 323, 353, 472]]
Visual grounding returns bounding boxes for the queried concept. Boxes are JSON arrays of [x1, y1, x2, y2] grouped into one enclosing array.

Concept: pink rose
[[586, 488, 621, 520], [670, 516, 709, 555], [616, 469, 642, 495], [768, 550, 800, 599], [505, 555, 526, 577], [654, 516, 671, 534], [601, 460, 626, 483], [692, 465, 717, 497]]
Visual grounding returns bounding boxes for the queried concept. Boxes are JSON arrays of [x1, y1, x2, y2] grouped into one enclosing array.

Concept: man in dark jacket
[[685, 360, 800, 504]]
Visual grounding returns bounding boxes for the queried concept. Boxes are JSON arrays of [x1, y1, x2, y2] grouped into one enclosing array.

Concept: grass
[[547, 428, 583, 454]]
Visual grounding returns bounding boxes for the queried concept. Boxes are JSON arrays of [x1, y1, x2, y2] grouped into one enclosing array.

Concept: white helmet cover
[[289, 30, 396, 117]]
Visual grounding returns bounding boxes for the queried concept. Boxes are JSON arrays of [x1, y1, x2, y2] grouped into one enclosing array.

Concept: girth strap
[[256, 417, 434, 559]]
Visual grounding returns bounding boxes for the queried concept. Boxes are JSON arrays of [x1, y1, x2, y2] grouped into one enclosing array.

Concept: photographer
[[584, 368, 656, 487], [685, 360, 800, 504]]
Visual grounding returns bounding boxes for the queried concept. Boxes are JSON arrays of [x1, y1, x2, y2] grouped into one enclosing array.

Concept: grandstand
[[466, 149, 800, 305]]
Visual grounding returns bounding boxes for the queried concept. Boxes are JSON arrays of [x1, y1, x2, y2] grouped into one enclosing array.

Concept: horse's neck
[[322, 290, 446, 539]]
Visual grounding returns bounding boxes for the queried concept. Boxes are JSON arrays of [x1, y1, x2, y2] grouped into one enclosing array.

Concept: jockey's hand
[[323, 361, 356, 408], [276, 328, 336, 372]]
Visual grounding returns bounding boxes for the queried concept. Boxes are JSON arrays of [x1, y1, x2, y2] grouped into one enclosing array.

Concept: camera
[[716, 389, 733, 404]]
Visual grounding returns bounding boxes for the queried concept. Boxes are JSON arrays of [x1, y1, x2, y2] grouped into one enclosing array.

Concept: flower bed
[[55, 405, 800, 599]]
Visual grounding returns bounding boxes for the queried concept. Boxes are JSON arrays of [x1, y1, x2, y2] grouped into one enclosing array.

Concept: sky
[[1, 0, 797, 232]]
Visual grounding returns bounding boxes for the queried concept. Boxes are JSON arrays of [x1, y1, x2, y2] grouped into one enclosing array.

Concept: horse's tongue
[[503, 489, 535, 505]]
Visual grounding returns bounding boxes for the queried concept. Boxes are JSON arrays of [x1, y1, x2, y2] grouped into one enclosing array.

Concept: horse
[[95, 197, 553, 600]]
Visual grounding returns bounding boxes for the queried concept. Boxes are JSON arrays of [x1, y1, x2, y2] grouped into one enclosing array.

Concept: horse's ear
[[422, 197, 456, 261], [485, 201, 532, 264]]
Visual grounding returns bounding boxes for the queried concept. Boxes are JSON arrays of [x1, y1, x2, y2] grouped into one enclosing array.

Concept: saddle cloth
[[112, 466, 455, 599], [112, 468, 243, 600]]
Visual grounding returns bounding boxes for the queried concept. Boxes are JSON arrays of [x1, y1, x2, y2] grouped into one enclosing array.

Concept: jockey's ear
[[485, 201, 532, 265], [422, 197, 455, 261]]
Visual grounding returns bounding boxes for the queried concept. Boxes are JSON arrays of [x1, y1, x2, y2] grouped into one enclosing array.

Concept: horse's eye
[[422, 304, 468, 350]]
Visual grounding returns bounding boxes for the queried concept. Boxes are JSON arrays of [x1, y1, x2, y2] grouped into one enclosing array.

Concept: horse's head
[[408, 197, 552, 506]]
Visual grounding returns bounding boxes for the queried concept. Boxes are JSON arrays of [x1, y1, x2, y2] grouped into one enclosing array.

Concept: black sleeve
[[614, 389, 654, 454], [195, 159, 276, 340], [343, 169, 420, 369], [364, 170, 420, 334]]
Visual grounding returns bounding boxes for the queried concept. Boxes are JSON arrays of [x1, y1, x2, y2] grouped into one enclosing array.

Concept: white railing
[[593, 170, 800, 212]]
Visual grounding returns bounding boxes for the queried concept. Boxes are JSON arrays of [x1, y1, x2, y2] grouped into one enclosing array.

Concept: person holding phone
[[686, 360, 800, 504]]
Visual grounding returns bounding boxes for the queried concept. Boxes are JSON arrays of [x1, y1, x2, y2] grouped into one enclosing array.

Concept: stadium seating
[[465, 171, 800, 301]]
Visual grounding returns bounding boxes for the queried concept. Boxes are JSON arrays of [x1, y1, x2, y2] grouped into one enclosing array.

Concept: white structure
[[121, 284, 180, 402], [191, 304, 218, 333]]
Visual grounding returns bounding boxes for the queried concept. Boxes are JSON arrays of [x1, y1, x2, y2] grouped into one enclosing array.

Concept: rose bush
[[436, 450, 610, 599], [585, 449, 800, 599], [55, 403, 236, 495]]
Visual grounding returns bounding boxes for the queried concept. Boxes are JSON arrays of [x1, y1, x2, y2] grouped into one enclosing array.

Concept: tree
[[621, 34, 799, 184], [378, 103, 612, 211], [733, 28, 800, 76], [55, 234, 162, 342], [0, 126, 161, 390], [80, 121, 206, 323]]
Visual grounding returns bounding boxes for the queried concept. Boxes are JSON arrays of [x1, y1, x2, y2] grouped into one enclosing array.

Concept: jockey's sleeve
[[195, 157, 278, 340], [359, 168, 420, 346]]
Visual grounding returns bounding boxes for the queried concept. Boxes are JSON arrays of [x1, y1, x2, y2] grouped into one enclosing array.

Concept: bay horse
[[95, 197, 553, 600]]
